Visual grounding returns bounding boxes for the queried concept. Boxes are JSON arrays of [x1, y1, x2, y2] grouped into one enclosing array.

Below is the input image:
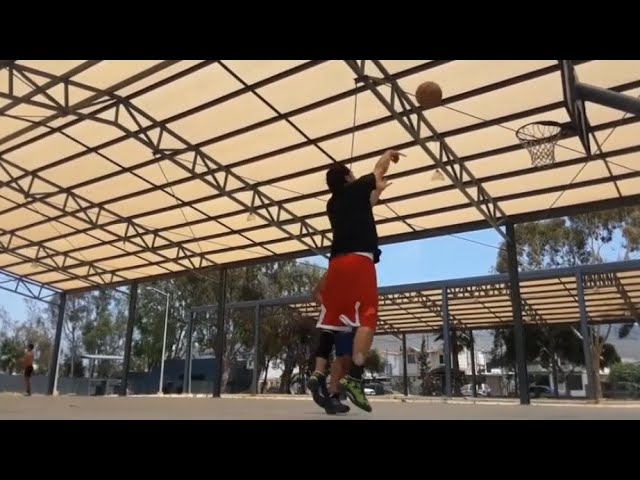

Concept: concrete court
[[2, 395, 640, 419]]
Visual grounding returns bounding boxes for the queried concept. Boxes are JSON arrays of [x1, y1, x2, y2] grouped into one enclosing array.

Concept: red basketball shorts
[[317, 253, 378, 332]]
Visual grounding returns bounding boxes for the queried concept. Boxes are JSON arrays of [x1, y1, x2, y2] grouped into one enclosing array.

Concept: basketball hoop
[[515, 121, 563, 168]]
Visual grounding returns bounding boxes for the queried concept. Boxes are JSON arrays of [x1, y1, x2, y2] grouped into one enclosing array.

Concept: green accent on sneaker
[[339, 375, 372, 413]]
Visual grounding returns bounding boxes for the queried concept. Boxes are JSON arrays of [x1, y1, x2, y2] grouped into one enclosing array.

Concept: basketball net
[[515, 121, 563, 168]]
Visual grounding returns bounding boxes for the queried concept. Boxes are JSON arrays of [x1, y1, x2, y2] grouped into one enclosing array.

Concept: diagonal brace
[[344, 60, 508, 242]]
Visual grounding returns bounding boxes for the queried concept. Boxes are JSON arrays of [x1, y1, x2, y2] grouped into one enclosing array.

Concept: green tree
[[493, 207, 640, 399], [417, 335, 433, 396], [63, 292, 92, 377], [81, 289, 128, 378], [609, 362, 640, 384], [364, 348, 385, 377], [0, 337, 22, 374], [133, 260, 325, 393], [434, 328, 473, 395]]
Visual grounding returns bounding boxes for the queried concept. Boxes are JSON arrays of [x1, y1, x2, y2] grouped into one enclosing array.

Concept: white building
[[380, 346, 488, 378]]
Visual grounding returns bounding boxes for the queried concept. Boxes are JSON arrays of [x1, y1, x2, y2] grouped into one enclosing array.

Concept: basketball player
[[318, 149, 400, 413], [23, 343, 34, 396], [307, 272, 354, 414]]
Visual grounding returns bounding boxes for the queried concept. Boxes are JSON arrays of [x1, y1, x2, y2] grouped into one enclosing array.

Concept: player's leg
[[329, 331, 354, 395], [307, 329, 334, 409], [24, 367, 32, 396], [339, 257, 378, 412], [324, 331, 354, 414]]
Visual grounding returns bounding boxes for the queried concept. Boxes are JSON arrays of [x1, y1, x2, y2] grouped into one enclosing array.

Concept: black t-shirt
[[327, 173, 381, 262]]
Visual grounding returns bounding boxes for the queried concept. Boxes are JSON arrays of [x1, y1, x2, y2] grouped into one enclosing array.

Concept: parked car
[[529, 384, 553, 398], [461, 383, 491, 397], [603, 381, 640, 399], [362, 381, 394, 396]]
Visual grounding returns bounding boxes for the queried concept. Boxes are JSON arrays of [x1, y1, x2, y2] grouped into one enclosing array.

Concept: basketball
[[415, 81, 443, 109]]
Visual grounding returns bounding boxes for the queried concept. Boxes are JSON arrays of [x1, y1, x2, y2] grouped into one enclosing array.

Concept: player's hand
[[384, 150, 401, 164]]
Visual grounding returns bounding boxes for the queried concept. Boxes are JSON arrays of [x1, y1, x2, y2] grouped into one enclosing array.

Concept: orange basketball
[[415, 81, 443, 108]]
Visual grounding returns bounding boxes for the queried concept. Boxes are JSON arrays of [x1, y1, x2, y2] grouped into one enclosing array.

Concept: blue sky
[[0, 228, 503, 323]]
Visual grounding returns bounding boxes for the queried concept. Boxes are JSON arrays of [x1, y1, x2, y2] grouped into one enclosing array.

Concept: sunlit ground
[[1, 395, 640, 420]]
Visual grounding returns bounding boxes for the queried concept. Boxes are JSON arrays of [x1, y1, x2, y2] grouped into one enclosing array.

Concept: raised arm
[[370, 149, 401, 206], [373, 150, 400, 188]]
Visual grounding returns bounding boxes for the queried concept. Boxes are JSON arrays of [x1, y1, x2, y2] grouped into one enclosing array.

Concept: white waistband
[[354, 252, 374, 261]]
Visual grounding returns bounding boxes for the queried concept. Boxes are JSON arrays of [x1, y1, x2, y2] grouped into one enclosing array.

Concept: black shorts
[[24, 366, 34, 378]]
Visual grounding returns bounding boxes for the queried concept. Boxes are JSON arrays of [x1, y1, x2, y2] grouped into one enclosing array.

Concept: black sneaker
[[324, 395, 350, 415], [308, 372, 328, 409]]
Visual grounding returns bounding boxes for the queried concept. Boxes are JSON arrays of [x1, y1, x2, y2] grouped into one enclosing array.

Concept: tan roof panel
[[0, 60, 639, 290]]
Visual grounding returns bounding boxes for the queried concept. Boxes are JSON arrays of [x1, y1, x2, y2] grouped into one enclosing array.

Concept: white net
[[515, 121, 563, 168]]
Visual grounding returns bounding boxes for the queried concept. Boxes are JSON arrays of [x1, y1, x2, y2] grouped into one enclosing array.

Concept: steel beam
[[0, 60, 184, 147], [576, 271, 597, 401], [24, 128, 640, 286], [505, 222, 530, 405], [183, 310, 194, 394], [252, 304, 260, 395], [4, 107, 639, 285], [0, 147, 221, 278], [1, 64, 335, 260], [46, 291, 66, 395], [0, 268, 60, 305], [345, 60, 508, 241], [120, 282, 138, 396], [212, 269, 227, 398], [401, 333, 409, 396], [469, 330, 477, 398], [0, 81, 335, 278], [6, 74, 633, 251], [577, 81, 640, 117], [441, 287, 453, 396], [218, 258, 640, 311]]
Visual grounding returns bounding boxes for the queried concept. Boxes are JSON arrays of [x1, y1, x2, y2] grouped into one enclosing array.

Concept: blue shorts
[[334, 330, 355, 357]]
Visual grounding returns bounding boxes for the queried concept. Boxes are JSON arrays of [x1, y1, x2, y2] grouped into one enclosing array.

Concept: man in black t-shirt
[[316, 149, 400, 412]]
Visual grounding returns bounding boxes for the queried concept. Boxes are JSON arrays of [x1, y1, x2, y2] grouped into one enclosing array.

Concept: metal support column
[[183, 311, 194, 395], [576, 271, 597, 401], [442, 287, 453, 397], [47, 292, 66, 395], [505, 222, 530, 405], [401, 333, 409, 396], [120, 283, 138, 396], [213, 268, 228, 398], [252, 305, 261, 395], [469, 330, 477, 398]]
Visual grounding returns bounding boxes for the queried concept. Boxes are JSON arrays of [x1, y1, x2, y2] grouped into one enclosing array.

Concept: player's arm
[[370, 189, 385, 207], [313, 272, 327, 304], [373, 149, 400, 189], [370, 149, 400, 206]]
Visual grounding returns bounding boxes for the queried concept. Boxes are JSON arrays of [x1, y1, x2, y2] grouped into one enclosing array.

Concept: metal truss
[[449, 282, 510, 299], [0, 61, 334, 285], [2, 64, 638, 288], [0, 61, 205, 286], [0, 268, 60, 305], [604, 273, 638, 319], [345, 60, 509, 241], [582, 271, 617, 290], [380, 290, 464, 331], [520, 298, 547, 328]]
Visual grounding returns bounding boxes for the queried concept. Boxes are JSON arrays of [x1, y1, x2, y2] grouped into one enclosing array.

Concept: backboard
[[559, 60, 592, 157]]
